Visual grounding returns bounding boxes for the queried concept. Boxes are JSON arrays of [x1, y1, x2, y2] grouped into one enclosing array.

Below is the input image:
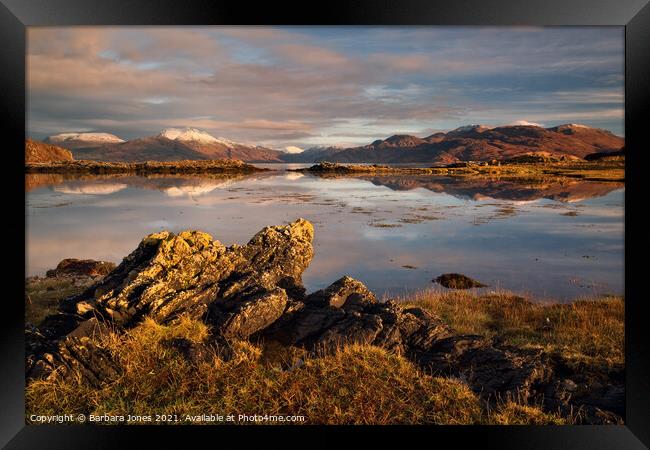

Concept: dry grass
[[26, 314, 569, 425], [27, 287, 621, 425], [488, 402, 567, 425], [398, 289, 624, 367], [27, 316, 485, 424]]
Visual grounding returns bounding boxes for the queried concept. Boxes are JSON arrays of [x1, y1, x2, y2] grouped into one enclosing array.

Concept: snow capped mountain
[[45, 132, 125, 145], [157, 127, 236, 147], [61, 127, 285, 162]]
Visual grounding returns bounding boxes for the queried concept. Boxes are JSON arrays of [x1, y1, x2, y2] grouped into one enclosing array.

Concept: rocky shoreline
[[25, 159, 267, 174], [26, 219, 623, 424], [294, 160, 625, 182]]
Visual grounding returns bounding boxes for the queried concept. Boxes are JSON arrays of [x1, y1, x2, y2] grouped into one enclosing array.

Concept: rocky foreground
[[25, 159, 267, 174], [26, 219, 623, 424]]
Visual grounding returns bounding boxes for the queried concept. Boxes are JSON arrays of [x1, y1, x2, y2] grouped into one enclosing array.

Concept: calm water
[[25, 172, 624, 302]]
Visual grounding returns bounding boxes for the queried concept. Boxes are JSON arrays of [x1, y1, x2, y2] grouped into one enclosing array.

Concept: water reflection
[[309, 174, 623, 203], [26, 172, 622, 203], [25, 172, 624, 301]]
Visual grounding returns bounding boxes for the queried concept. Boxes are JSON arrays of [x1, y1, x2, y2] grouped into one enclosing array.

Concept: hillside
[[290, 124, 624, 164], [25, 139, 73, 163]]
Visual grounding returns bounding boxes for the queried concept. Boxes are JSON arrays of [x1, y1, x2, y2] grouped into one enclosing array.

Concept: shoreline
[[293, 161, 625, 182], [25, 159, 269, 174], [25, 158, 625, 182]]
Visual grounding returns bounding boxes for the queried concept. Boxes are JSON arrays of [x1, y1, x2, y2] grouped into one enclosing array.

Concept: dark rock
[[433, 273, 487, 289], [584, 148, 625, 161], [28, 337, 121, 388], [211, 288, 288, 339], [65, 317, 112, 340], [305, 276, 376, 308]]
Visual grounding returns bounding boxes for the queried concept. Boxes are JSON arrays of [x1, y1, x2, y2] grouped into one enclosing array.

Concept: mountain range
[[44, 128, 285, 163], [38, 124, 624, 164], [290, 124, 624, 164]]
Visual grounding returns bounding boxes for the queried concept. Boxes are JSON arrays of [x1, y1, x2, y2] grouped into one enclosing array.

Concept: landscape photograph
[[25, 26, 625, 425]]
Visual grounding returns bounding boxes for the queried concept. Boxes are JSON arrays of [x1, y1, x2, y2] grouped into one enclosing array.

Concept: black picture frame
[[2, 0, 648, 448]]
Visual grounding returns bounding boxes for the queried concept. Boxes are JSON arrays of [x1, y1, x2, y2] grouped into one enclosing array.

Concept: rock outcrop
[[46, 258, 116, 278], [434, 273, 487, 289], [26, 219, 623, 424]]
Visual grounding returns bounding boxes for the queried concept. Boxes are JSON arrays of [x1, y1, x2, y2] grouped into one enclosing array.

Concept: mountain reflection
[[26, 172, 623, 203], [26, 173, 253, 196], [306, 174, 623, 203]]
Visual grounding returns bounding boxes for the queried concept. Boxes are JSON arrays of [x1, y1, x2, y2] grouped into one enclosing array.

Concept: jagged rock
[[433, 273, 487, 289], [46, 258, 117, 278], [28, 337, 121, 388], [414, 337, 554, 400], [305, 276, 376, 308], [26, 218, 622, 424], [28, 219, 313, 380], [48, 219, 313, 335], [210, 288, 288, 339]]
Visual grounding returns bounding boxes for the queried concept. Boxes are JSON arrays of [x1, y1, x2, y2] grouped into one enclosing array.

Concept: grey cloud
[[27, 26, 625, 145]]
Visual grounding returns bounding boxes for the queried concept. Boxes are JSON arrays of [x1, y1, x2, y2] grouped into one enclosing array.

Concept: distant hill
[[49, 128, 285, 163], [25, 139, 73, 163], [283, 124, 624, 164]]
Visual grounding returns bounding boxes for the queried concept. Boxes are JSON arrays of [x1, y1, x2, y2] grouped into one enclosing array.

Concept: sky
[[27, 26, 624, 151]]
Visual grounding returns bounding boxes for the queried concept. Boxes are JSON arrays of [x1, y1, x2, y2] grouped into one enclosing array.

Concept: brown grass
[[398, 289, 624, 367], [488, 402, 567, 425], [27, 288, 621, 425], [26, 314, 570, 425], [27, 316, 487, 424]]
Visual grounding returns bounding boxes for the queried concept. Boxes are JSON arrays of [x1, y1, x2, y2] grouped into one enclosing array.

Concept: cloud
[[27, 26, 625, 144], [284, 146, 304, 154]]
